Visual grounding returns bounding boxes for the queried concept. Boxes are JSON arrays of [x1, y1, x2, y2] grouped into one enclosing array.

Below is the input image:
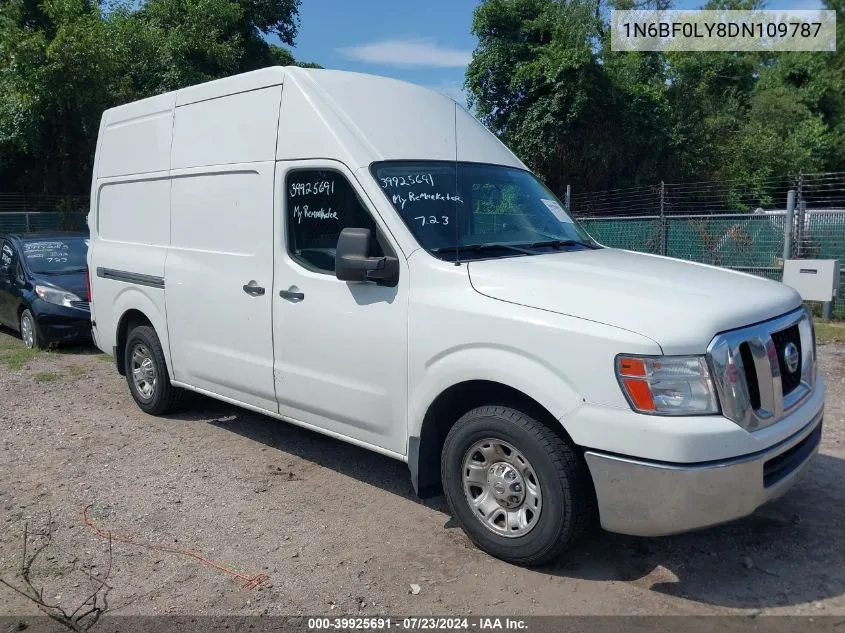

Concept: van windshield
[[22, 238, 89, 274], [371, 161, 598, 261]]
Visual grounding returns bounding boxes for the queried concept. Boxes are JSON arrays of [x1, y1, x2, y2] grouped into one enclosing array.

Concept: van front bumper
[[584, 407, 823, 537]]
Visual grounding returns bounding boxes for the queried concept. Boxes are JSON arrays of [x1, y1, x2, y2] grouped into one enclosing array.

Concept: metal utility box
[[782, 259, 841, 302]]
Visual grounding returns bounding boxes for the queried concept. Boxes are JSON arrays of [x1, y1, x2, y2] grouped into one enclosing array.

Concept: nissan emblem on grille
[[707, 308, 815, 431], [783, 342, 800, 374]]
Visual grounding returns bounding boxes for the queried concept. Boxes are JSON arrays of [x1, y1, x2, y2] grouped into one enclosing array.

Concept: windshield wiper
[[431, 243, 535, 256], [523, 238, 597, 250]]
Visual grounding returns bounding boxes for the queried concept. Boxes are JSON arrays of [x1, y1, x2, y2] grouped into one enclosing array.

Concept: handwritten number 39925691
[[415, 216, 450, 227]]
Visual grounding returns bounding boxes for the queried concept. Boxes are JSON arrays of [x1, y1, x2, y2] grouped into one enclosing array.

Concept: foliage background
[[0, 0, 316, 195], [1, 0, 843, 198], [466, 0, 845, 195]]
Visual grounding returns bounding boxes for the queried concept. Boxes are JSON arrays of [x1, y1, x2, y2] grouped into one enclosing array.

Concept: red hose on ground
[[82, 504, 269, 590]]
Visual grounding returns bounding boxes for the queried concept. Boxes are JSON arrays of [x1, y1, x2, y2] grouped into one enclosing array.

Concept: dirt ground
[[1, 330, 844, 617]]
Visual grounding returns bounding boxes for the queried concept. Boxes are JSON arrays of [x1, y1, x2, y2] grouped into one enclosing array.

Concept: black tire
[[441, 406, 593, 566], [124, 325, 183, 415], [20, 309, 47, 350]]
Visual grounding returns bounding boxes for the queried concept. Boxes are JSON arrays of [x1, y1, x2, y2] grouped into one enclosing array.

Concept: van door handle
[[242, 281, 265, 296], [279, 287, 305, 302]]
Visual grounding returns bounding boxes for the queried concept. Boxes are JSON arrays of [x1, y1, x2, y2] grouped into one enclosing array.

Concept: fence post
[[659, 181, 667, 256], [565, 185, 571, 214], [783, 189, 795, 262], [25, 212, 30, 232], [795, 174, 805, 258]]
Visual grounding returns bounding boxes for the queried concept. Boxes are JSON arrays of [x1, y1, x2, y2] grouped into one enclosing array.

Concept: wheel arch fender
[[112, 288, 172, 377], [407, 345, 583, 497]]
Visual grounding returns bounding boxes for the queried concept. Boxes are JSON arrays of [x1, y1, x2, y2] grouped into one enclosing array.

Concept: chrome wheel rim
[[21, 314, 35, 349], [130, 344, 157, 400], [461, 438, 542, 538]]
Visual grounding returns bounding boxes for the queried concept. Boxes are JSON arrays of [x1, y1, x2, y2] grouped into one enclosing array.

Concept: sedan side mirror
[[335, 227, 399, 287]]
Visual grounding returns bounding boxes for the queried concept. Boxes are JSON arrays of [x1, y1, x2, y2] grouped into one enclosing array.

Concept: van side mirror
[[335, 227, 399, 287]]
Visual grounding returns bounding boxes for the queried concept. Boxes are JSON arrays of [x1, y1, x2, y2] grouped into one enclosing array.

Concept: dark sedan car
[[0, 231, 92, 349]]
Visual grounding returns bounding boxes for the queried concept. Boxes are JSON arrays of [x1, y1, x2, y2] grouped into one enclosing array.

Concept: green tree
[[0, 0, 316, 195], [0, 0, 126, 193], [467, 0, 845, 197], [467, 0, 670, 193], [663, 0, 842, 186]]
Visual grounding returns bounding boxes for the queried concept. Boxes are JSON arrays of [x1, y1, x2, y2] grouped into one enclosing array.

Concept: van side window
[[286, 169, 383, 273]]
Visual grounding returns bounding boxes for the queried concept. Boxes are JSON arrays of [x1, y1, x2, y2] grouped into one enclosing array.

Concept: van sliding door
[[165, 86, 282, 410]]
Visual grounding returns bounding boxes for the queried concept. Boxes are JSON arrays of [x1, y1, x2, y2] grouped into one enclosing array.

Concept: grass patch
[[67, 364, 86, 377], [97, 353, 113, 362], [34, 371, 60, 383], [0, 337, 41, 370], [815, 319, 845, 344]]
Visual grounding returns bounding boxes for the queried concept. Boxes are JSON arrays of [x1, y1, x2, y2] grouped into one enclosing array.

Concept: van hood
[[467, 248, 802, 354]]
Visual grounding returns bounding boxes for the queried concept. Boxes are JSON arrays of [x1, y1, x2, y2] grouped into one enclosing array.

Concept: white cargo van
[[88, 67, 824, 565]]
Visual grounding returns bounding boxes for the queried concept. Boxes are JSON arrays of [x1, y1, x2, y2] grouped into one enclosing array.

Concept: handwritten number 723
[[415, 216, 450, 226]]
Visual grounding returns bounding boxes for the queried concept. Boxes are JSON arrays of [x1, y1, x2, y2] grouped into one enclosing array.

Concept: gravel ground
[[1, 330, 844, 617]]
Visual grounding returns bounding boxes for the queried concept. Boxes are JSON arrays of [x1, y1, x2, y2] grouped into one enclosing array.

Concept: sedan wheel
[[20, 310, 40, 350]]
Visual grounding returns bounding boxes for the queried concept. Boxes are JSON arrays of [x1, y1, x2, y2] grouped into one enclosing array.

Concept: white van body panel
[[163, 84, 283, 410], [175, 66, 285, 106], [97, 92, 175, 179], [468, 248, 801, 356], [272, 160, 408, 454], [276, 68, 526, 169], [172, 86, 282, 169], [404, 250, 662, 440], [89, 89, 175, 372], [166, 164, 277, 410], [91, 173, 172, 375], [88, 67, 824, 541]]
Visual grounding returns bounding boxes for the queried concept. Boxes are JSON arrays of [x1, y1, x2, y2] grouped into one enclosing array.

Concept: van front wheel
[[125, 325, 182, 415], [441, 406, 592, 566]]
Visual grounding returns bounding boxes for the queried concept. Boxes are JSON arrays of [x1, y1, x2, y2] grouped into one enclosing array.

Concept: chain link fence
[[570, 172, 845, 318], [0, 194, 89, 233], [0, 211, 88, 233], [4, 174, 845, 317]]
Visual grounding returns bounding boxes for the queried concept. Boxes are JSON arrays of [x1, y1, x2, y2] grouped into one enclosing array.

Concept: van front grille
[[738, 342, 761, 411], [771, 324, 802, 395], [707, 308, 815, 432]]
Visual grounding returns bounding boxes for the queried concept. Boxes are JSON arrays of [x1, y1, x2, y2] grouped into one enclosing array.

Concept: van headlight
[[615, 355, 720, 416], [35, 284, 81, 308]]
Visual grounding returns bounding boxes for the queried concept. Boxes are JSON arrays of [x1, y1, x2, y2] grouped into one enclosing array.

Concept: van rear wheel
[[125, 325, 182, 415], [441, 406, 592, 566]]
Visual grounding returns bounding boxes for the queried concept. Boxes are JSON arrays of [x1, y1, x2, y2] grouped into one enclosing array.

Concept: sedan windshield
[[371, 161, 598, 260], [21, 238, 88, 274]]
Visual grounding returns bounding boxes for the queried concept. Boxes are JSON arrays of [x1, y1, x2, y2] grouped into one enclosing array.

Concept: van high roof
[[97, 67, 525, 175]]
